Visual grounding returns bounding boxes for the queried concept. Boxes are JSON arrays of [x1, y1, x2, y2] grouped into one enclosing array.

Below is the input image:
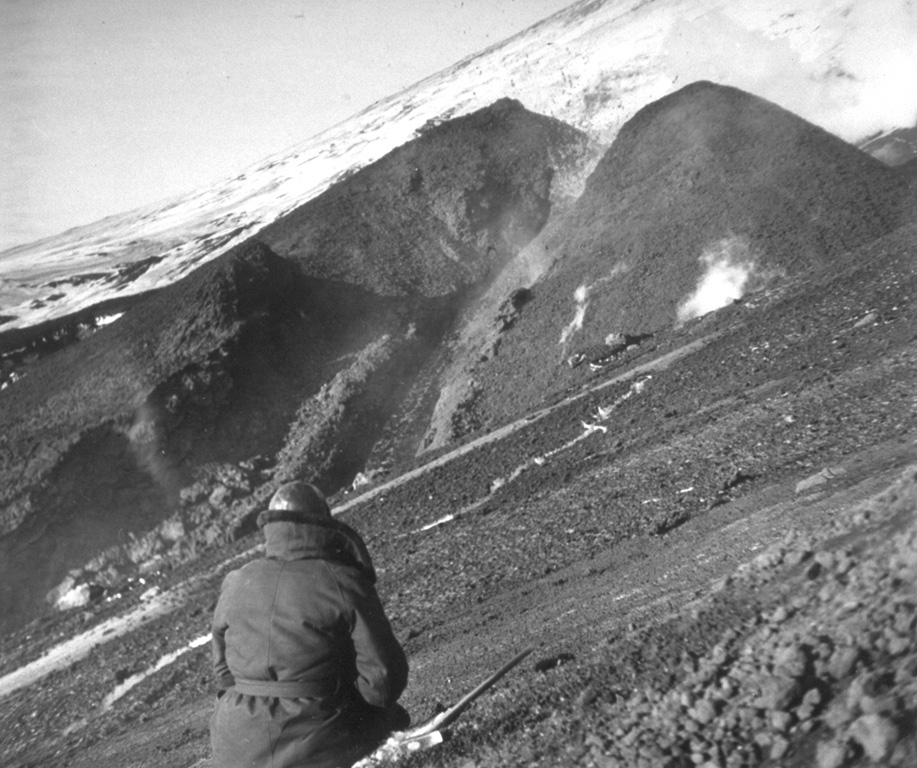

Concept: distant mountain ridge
[[2, 0, 915, 331]]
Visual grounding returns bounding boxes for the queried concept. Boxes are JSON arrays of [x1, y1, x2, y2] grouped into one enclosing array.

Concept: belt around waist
[[233, 678, 338, 698]]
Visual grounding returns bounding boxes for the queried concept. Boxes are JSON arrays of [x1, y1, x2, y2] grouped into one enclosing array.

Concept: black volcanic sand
[[1, 83, 916, 767], [1, 219, 915, 767]]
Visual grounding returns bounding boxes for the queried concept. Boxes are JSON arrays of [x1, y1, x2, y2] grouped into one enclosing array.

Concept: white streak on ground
[[101, 633, 212, 710], [407, 374, 659, 535], [0, 588, 187, 701], [0, 335, 721, 700], [0, 547, 258, 702]]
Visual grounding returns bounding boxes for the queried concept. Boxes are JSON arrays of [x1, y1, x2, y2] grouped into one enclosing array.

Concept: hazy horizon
[[0, 0, 573, 252]]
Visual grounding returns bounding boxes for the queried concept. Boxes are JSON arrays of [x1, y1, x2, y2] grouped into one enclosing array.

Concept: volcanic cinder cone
[[464, 81, 911, 428]]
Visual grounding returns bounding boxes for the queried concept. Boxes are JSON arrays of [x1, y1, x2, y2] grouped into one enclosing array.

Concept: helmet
[[258, 481, 331, 526], [269, 481, 329, 513]]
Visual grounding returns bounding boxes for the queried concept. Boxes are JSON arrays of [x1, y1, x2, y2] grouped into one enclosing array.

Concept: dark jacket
[[210, 515, 408, 768]]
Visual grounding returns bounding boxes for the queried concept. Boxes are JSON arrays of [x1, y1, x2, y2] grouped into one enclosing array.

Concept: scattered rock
[[853, 311, 878, 328], [816, 739, 848, 768], [208, 484, 234, 508], [49, 582, 105, 612], [814, 550, 836, 570], [768, 605, 789, 624], [689, 699, 717, 725], [179, 482, 209, 507], [848, 713, 900, 762], [785, 549, 813, 567], [827, 645, 860, 680], [752, 675, 801, 711], [769, 735, 789, 760], [795, 467, 847, 494], [239, 455, 270, 474], [160, 517, 186, 542], [774, 643, 810, 679], [534, 652, 576, 672], [139, 586, 161, 602], [770, 710, 793, 732]]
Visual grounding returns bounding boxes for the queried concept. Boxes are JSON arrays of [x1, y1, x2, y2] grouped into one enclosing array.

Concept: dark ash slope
[[259, 98, 591, 296], [0, 100, 589, 637], [463, 81, 912, 429]]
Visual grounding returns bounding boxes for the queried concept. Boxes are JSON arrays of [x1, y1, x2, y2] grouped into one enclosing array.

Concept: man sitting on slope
[[210, 481, 409, 768]]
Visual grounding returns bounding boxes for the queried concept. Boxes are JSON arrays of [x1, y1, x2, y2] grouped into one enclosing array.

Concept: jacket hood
[[262, 515, 376, 583]]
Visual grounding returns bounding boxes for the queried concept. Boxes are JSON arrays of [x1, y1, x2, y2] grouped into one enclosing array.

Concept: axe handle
[[410, 647, 534, 737]]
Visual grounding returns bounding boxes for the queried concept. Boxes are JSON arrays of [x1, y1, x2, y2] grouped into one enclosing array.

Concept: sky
[[0, 0, 573, 252]]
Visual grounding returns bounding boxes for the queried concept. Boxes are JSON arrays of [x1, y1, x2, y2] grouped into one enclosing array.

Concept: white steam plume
[[677, 236, 754, 324], [559, 263, 630, 348], [661, 3, 917, 144], [126, 400, 183, 500], [560, 283, 591, 347]]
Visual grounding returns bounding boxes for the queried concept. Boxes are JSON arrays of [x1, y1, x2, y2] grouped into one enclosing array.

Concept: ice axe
[[357, 648, 536, 764], [407, 647, 534, 739]]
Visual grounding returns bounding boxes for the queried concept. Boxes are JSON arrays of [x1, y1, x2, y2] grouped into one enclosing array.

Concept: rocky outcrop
[[260, 98, 592, 297]]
